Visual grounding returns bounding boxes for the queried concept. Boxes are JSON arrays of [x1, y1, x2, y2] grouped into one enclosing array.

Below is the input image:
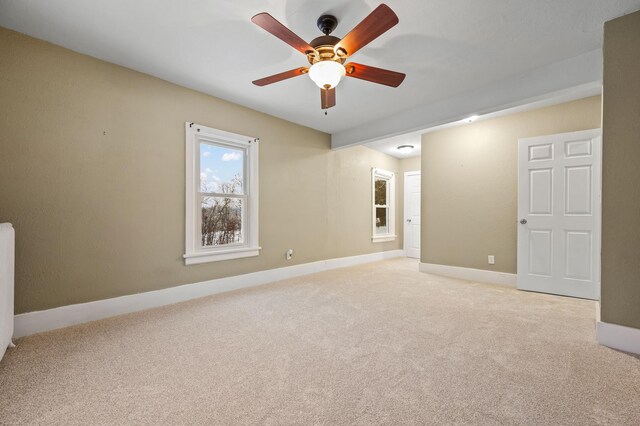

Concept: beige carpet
[[1, 258, 639, 425]]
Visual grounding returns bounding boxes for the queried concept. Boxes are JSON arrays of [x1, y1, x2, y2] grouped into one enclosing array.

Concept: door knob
[[520, 219, 527, 224], [406, 219, 412, 222]]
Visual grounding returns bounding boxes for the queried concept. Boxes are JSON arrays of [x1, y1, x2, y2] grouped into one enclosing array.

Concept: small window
[[184, 123, 260, 265], [372, 168, 396, 242]]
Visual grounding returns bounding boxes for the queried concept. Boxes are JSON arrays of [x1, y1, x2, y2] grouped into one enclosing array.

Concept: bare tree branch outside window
[[201, 174, 243, 246]]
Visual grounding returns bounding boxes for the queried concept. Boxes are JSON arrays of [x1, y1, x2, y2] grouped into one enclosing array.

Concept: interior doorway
[[404, 171, 421, 259]]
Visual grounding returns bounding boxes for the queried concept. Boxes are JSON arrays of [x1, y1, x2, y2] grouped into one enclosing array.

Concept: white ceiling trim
[[331, 49, 603, 148]]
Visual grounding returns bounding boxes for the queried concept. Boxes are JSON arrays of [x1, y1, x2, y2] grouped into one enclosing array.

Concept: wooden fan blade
[[252, 13, 316, 55], [344, 63, 405, 87], [334, 4, 398, 58], [252, 67, 309, 86], [321, 88, 336, 109]]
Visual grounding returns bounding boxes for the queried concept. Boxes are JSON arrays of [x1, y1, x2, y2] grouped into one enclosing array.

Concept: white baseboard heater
[[1, 223, 15, 362]]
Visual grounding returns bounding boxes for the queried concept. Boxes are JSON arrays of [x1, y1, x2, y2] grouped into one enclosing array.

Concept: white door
[[404, 171, 421, 259], [517, 129, 601, 300]]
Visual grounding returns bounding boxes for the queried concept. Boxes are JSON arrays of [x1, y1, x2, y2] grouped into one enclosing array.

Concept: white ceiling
[[365, 133, 421, 159], [1, 0, 639, 149]]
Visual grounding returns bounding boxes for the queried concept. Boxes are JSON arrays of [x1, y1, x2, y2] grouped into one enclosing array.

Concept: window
[[184, 123, 259, 265], [372, 168, 396, 242]]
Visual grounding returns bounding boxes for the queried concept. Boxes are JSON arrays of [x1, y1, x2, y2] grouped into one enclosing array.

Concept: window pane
[[375, 207, 388, 234], [201, 196, 243, 246], [375, 178, 387, 205], [200, 143, 244, 194]]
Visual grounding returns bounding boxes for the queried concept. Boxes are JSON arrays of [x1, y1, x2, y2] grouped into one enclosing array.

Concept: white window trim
[[184, 122, 260, 265], [372, 168, 396, 243]]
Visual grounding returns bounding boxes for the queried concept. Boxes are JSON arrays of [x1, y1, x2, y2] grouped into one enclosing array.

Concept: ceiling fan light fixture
[[309, 61, 346, 90], [397, 145, 414, 154], [251, 5, 404, 109]]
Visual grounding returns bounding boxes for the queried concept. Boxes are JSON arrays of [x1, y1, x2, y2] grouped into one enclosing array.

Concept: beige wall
[[0, 28, 401, 314], [601, 10, 640, 329], [400, 156, 421, 174], [420, 96, 601, 273]]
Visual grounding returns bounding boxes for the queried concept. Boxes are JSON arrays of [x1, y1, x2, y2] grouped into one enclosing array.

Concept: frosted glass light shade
[[397, 145, 414, 154], [309, 61, 346, 89]]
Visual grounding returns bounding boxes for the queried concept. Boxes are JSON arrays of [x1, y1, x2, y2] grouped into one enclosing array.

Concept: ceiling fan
[[251, 4, 405, 111]]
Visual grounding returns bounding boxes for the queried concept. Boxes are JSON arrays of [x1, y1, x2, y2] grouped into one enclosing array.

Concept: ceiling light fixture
[[397, 145, 414, 154], [308, 60, 346, 89]]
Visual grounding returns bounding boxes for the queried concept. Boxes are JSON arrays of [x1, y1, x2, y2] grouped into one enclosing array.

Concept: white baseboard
[[596, 320, 640, 355], [419, 262, 516, 287], [14, 249, 405, 338]]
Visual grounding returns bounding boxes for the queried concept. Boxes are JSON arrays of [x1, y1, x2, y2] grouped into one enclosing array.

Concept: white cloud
[[202, 151, 212, 157], [206, 168, 213, 173], [222, 152, 242, 162], [211, 175, 221, 182]]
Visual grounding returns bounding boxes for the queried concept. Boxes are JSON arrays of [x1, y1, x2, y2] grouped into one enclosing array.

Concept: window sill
[[183, 246, 261, 265], [372, 235, 396, 243]]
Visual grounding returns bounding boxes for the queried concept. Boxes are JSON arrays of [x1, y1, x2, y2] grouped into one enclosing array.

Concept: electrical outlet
[[286, 249, 293, 260], [488, 255, 495, 265]]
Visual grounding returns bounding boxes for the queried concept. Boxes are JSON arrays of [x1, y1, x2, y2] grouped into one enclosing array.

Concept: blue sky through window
[[200, 143, 244, 193]]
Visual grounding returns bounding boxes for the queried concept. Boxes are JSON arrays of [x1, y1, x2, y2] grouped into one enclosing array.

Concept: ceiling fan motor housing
[[308, 35, 344, 63], [307, 15, 346, 65]]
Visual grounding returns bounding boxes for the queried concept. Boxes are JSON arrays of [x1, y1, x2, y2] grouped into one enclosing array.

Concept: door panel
[[404, 171, 421, 259], [565, 166, 591, 214], [517, 129, 601, 300], [565, 139, 592, 157], [529, 168, 553, 214], [529, 143, 553, 161], [529, 230, 552, 276], [565, 231, 591, 280]]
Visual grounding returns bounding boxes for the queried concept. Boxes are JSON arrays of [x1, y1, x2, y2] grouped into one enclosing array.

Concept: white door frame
[[404, 170, 421, 258]]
